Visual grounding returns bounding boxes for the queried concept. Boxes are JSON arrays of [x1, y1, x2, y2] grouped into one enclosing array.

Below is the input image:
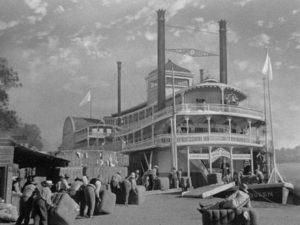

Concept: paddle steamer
[[61, 10, 292, 204]]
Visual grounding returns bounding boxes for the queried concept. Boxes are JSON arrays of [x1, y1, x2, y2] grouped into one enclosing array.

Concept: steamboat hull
[[215, 182, 293, 204]]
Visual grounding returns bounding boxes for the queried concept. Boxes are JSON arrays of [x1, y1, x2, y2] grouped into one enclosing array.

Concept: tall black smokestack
[[157, 9, 166, 110], [117, 61, 122, 116], [219, 20, 227, 84], [200, 69, 204, 83]]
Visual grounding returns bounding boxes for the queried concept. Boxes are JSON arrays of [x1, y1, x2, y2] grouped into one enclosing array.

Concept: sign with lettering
[[232, 154, 251, 160], [211, 148, 230, 162]]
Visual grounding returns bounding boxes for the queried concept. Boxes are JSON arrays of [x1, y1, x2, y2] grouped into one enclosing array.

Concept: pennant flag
[[165, 48, 218, 57], [79, 90, 91, 107], [262, 52, 273, 80]]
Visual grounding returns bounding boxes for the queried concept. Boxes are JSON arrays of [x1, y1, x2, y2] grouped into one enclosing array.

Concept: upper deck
[[116, 103, 264, 135]]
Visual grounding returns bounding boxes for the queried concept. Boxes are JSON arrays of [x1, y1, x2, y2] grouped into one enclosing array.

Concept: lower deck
[[127, 144, 267, 189]]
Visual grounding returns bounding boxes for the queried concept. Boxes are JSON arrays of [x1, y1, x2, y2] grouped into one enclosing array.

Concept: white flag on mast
[[79, 90, 91, 107], [262, 52, 273, 80]]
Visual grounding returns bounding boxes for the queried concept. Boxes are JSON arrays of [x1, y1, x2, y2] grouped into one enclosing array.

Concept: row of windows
[[148, 78, 189, 89]]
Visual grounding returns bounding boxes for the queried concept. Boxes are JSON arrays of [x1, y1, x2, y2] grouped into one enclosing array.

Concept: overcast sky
[[0, 0, 299, 151]]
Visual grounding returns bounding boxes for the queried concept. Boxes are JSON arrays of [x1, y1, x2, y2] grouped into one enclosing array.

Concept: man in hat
[[149, 165, 159, 190], [126, 172, 138, 195], [33, 180, 54, 225], [169, 167, 179, 188], [16, 179, 38, 225]]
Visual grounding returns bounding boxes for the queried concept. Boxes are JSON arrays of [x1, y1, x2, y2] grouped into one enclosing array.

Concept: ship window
[[166, 77, 189, 86], [149, 80, 157, 89], [106, 128, 112, 135], [146, 107, 153, 117], [139, 111, 145, 120], [134, 113, 138, 121]]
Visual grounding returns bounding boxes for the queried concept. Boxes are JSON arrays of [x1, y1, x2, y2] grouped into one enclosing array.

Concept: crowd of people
[[219, 158, 265, 185], [12, 171, 142, 225]]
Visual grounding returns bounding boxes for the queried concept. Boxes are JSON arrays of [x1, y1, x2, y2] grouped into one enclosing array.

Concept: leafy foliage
[[0, 108, 20, 130], [0, 58, 21, 107], [11, 123, 43, 150], [0, 57, 21, 129], [0, 57, 43, 150]]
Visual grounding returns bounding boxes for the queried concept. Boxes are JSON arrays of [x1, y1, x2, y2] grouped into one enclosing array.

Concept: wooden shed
[[0, 138, 69, 204]]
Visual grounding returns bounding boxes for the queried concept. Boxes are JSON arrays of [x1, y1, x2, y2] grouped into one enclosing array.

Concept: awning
[[13, 144, 69, 168]]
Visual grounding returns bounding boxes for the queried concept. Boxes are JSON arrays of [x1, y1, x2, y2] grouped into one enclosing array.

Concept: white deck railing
[[119, 104, 264, 135], [122, 132, 264, 152]]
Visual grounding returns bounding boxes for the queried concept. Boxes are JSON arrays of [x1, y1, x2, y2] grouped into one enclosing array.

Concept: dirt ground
[[78, 194, 300, 225], [2, 193, 300, 225]]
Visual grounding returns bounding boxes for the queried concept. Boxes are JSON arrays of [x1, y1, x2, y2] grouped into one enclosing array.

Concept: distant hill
[[276, 146, 300, 163]]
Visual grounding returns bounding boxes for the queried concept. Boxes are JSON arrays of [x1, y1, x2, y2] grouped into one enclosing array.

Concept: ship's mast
[[171, 63, 178, 170], [264, 50, 285, 184], [263, 77, 270, 178]]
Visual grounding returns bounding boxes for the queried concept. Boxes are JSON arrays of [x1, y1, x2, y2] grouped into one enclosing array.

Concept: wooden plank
[[202, 182, 235, 198], [0, 148, 14, 155], [0, 158, 14, 164], [0, 155, 14, 160], [182, 182, 235, 198]]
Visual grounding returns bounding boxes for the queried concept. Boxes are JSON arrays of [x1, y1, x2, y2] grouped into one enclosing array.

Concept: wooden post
[[149, 151, 153, 167], [144, 152, 149, 169], [187, 147, 190, 177], [151, 124, 155, 144], [87, 128, 90, 148], [230, 147, 234, 177], [250, 148, 254, 174], [0, 140, 14, 203], [207, 116, 211, 140], [248, 120, 252, 142], [209, 146, 212, 173], [228, 117, 232, 142]]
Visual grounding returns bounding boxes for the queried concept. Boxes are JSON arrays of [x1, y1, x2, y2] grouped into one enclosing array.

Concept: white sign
[[188, 153, 209, 160], [211, 148, 230, 162], [232, 154, 251, 160]]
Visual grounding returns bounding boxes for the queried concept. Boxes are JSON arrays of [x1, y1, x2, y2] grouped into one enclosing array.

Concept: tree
[[0, 57, 21, 130], [0, 57, 43, 150], [11, 123, 43, 150]]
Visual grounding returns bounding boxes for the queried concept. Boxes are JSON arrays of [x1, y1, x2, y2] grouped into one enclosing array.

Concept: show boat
[[59, 10, 293, 204]]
